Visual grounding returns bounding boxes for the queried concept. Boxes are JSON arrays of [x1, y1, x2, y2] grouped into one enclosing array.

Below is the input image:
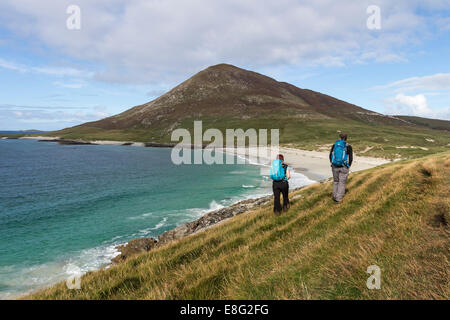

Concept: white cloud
[[0, 104, 92, 110], [374, 73, 450, 92], [436, 17, 450, 31], [0, 108, 109, 122], [385, 93, 450, 119], [0, 104, 111, 122], [53, 81, 85, 89], [32, 66, 93, 78], [0, 0, 441, 84], [93, 105, 110, 118], [0, 57, 93, 79], [0, 58, 27, 72]]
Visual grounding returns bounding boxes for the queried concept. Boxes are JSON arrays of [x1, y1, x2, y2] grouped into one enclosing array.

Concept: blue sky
[[0, 0, 449, 130]]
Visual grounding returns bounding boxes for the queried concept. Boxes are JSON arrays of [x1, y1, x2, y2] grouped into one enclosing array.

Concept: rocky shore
[[110, 185, 315, 264], [111, 193, 278, 263]]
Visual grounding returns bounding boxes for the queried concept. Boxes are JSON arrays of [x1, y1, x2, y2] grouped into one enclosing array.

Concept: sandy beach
[[19, 136, 59, 141], [222, 146, 391, 181], [17, 136, 391, 181]]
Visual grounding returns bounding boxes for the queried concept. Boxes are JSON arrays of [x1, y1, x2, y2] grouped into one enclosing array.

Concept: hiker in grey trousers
[[330, 133, 353, 202]]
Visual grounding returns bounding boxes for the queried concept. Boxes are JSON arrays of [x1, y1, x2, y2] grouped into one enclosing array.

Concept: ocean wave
[[235, 154, 266, 166], [288, 170, 316, 189], [128, 211, 154, 220], [137, 217, 169, 236], [185, 200, 225, 218], [0, 242, 120, 300]]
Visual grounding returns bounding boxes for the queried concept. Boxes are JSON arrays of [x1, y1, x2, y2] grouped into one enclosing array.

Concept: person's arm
[[283, 164, 291, 180], [329, 144, 334, 163], [347, 145, 353, 167]]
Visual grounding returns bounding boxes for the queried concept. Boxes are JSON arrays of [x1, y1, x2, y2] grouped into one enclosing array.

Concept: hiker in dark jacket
[[329, 133, 353, 202], [271, 154, 291, 215]]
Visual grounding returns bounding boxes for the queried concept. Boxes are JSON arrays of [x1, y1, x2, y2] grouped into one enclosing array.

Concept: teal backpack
[[270, 159, 286, 181], [331, 140, 349, 167]]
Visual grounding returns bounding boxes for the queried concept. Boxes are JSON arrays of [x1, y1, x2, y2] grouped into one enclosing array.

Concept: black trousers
[[273, 180, 289, 213]]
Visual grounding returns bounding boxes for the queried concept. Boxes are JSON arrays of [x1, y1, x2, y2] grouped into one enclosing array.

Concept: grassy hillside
[[47, 117, 450, 159], [396, 116, 450, 132], [27, 151, 449, 300]]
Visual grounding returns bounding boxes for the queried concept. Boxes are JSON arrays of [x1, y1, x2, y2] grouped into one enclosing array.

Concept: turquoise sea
[[0, 139, 313, 299]]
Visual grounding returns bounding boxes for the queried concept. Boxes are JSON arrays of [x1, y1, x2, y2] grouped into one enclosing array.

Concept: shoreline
[[111, 151, 319, 264], [111, 193, 277, 264], [15, 136, 391, 181], [6, 136, 390, 298], [14, 185, 307, 300], [220, 146, 391, 181]]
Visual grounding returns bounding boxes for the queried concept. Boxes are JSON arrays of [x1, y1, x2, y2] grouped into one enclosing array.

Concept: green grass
[[0, 134, 25, 139], [395, 116, 450, 131], [30, 117, 450, 159], [26, 151, 450, 300]]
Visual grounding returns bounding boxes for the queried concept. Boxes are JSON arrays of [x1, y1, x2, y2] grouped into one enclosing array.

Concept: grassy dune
[[27, 152, 449, 300]]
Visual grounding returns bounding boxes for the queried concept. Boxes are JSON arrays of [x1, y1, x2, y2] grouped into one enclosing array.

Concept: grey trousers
[[332, 165, 349, 202]]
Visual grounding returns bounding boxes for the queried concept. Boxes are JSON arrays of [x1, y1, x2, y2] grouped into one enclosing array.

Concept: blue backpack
[[270, 159, 286, 181], [331, 140, 349, 167]]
